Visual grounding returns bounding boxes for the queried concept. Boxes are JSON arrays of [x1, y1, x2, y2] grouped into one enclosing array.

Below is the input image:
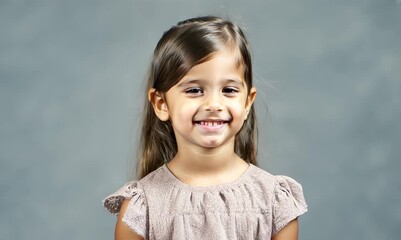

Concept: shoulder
[[273, 175, 306, 205], [102, 165, 167, 214], [103, 180, 145, 215], [248, 164, 307, 198], [139, 164, 170, 186], [247, 164, 278, 192], [248, 164, 274, 180]]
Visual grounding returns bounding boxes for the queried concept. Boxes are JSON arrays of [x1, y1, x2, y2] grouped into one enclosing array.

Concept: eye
[[185, 87, 204, 96], [222, 87, 239, 95]]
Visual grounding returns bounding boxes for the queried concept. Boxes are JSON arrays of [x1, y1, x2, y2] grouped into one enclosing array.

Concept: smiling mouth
[[194, 120, 230, 126]]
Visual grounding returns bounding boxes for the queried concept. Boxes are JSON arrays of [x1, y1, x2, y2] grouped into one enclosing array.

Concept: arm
[[115, 199, 144, 240], [272, 218, 299, 240]]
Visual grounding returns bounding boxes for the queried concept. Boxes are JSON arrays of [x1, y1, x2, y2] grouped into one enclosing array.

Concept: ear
[[244, 87, 257, 119], [148, 88, 169, 121]]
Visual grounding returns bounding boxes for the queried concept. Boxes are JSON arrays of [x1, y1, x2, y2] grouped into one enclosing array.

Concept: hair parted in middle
[[137, 16, 258, 179]]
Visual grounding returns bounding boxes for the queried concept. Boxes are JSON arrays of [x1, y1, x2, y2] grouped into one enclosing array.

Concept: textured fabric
[[103, 164, 307, 239]]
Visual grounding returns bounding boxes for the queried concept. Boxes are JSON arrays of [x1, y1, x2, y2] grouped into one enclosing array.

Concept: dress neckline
[[162, 163, 255, 191]]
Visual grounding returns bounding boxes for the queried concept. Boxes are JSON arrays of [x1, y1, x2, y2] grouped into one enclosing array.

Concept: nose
[[204, 92, 223, 112]]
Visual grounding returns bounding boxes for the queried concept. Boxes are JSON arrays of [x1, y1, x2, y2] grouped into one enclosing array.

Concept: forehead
[[180, 49, 245, 82]]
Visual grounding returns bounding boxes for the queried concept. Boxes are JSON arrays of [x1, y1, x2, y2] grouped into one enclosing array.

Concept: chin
[[199, 143, 220, 149], [199, 139, 231, 149]]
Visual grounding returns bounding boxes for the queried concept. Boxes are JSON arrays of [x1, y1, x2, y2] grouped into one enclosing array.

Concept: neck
[[177, 145, 237, 172], [167, 139, 249, 185]]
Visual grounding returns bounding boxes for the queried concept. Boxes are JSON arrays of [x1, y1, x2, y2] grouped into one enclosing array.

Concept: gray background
[[1, 0, 400, 239]]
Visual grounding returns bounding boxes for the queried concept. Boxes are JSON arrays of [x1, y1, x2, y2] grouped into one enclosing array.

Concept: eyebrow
[[177, 79, 202, 88], [177, 78, 245, 88]]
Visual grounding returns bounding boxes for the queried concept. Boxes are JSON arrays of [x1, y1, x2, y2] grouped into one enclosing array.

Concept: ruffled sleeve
[[102, 181, 148, 238], [272, 176, 308, 236]]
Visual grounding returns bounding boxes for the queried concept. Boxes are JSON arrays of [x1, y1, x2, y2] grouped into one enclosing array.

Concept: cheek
[[171, 102, 197, 123], [229, 99, 247, 118]]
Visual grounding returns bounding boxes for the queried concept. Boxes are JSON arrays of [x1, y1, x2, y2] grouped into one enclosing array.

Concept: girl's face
[[151, 49, 256, 151]]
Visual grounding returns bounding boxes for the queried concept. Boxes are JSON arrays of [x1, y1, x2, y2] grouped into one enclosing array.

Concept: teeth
[[199, 121, 225, 126]]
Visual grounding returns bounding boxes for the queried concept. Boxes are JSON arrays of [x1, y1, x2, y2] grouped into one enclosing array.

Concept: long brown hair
[[137, 16, 258, 179]]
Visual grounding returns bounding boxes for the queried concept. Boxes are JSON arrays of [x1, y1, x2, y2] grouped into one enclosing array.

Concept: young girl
[[103, 16, 307, 240]]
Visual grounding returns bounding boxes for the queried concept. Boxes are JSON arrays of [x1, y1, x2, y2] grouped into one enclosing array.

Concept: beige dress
[[103, 164, 307, 239]]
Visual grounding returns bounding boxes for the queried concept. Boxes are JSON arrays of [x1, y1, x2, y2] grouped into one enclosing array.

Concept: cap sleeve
[[272, 175, 308, 235], [102, 181, 148, 238]]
